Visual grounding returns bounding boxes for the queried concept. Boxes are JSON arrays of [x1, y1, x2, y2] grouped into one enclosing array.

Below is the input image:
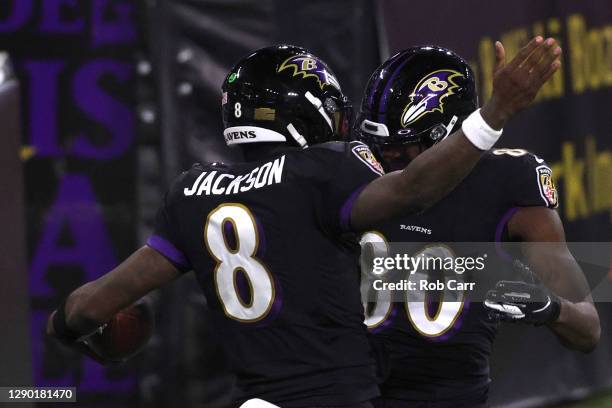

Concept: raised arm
[[351, 36, 562, 231]]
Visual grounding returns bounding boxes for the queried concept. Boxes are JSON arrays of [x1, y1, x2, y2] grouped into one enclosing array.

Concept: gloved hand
[[485, 279, 561, 325]]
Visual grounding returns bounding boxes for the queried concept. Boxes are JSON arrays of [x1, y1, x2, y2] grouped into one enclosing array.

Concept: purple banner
[[0, 0, 142, 403]]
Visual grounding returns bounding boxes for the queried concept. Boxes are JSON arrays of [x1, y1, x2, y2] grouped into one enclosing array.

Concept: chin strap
[[304, 91, 333, 131], [286, 123, 308, 148], [443, 115, 459, 138]]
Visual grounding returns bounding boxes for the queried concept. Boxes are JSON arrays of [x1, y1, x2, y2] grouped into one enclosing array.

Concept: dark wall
[[152, 0, 380, 172], [0, 75, 32, 393]]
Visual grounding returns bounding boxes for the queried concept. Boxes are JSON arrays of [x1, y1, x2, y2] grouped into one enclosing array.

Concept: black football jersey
[[147, 141, 385, 406], [364, 149, 559, 402]]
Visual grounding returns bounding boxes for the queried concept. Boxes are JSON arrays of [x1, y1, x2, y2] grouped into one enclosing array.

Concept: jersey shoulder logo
[[535, 165, 559, 208], [401, 69, 463, 127], [351, 142, 384, 175], [278, 55, 341, 90]]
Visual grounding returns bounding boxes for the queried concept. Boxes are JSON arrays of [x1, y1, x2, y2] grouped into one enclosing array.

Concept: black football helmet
[[355, 46, 478, 171], [221, 44, 352, 148]]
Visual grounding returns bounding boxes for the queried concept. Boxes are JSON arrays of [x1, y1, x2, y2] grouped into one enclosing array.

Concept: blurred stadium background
[[0, 0, 610, 407]]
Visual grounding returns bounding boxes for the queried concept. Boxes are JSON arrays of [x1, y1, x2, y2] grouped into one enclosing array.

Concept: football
[[84, 302, 154, 362]]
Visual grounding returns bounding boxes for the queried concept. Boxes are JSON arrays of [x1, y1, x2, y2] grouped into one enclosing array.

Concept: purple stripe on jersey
[[339, 184, 369, 232], [147, 235, 191, 269], [494, 207, 520, 262]]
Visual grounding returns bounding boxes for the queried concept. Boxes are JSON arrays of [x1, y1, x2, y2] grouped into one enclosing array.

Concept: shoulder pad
[[488, 148, 558, 208], [307, 141, 384, 175], [348, 141, 385, 175], [310, 141, 351, 153]]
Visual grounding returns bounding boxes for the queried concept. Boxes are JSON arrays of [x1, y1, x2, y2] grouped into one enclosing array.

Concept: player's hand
[[46, 310, 113, 365], [72, 335, 114, 365], [480, 36, 562, 130], [484, 280, 562, 325]]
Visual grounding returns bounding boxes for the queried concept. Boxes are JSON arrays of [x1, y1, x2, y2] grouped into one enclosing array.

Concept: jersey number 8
[[204, 203, 275, 322]]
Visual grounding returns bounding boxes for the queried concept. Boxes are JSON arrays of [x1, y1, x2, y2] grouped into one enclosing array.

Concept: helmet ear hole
[[429, 124, 447, 143], [324, 97, 338, 114]]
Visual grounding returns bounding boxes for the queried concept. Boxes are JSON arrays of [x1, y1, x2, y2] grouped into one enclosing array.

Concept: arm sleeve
[[505, 151, 559, 209], [320, 141, 384, 232], [146, 191, 192, 272]]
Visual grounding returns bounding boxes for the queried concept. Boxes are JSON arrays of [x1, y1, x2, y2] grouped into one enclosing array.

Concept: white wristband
[[461, 108, 503, 150]]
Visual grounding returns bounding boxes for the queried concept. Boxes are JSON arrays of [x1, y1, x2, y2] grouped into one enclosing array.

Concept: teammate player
[[47, 39, 561, 407], [355, 44, 600, 407]]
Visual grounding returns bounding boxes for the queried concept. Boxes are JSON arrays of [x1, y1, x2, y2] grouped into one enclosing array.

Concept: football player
[[47, 39, 560, 407], [354, 44, 600, 408]]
